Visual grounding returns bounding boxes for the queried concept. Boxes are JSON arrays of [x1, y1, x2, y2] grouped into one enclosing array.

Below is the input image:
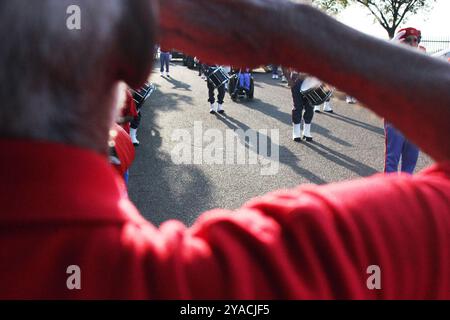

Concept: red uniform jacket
[[112, 124, 135, 177], [160, 45, 171, 54], [0, 139, 449, 299], [119, 90, 138, 134]]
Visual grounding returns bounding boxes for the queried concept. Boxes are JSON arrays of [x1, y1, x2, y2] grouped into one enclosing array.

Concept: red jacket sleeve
[[132, 164, 450, 299], [112, 124, 135, 176]]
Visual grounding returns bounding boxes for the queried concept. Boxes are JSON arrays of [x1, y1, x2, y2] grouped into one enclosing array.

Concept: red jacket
[[160, 45, 171, 53], [119, 90, 138, 134], [1, 139, 449, 299], [111, 124, 135, 177]]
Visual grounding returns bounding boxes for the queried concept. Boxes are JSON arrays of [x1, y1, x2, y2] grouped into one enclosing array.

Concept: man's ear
[[114, 0, 157, 88]]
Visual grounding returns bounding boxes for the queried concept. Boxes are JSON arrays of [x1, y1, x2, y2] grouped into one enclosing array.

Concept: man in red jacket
[[0, 0, 449, 299]]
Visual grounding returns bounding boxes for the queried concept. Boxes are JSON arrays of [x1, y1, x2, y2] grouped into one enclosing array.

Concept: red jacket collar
[[0, 139, 145, 224]]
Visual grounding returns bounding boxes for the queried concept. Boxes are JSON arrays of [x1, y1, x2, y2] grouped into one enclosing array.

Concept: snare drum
[[208, 67, 230, 88], [131, 82, 155, 108], [300, 77, 333, 106]]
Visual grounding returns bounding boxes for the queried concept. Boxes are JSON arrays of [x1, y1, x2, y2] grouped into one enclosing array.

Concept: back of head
[[0, 0, 157, 152]]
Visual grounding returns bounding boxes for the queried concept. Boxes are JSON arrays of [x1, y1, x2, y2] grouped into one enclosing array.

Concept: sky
[[336, 0, 450, 39]]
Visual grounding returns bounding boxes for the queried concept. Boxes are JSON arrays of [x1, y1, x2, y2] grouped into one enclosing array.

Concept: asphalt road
[[128, 60, 433, 226]]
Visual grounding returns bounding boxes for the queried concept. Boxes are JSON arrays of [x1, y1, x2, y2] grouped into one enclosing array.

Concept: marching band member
[[129, 82, 155, 147], [384, 27, 422, 174], [204, 64, 226, 114], [283, 67, 315, 142]]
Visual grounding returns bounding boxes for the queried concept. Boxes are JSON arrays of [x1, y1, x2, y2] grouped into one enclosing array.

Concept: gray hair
[[0, 0, 156, 153]]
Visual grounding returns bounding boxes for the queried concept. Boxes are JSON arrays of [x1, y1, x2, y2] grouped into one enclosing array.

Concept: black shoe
[[314, 110, 321, 113], [210, 110, 216, 114], [293, 137, 302, 142], [324, 110, 334, 113], [303, 136, 313, 142], [218, 110, 225, 114]]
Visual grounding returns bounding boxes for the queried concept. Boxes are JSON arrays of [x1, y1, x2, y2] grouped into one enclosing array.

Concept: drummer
[[204, 64, 226, 114], [283, 67, 315, 142]]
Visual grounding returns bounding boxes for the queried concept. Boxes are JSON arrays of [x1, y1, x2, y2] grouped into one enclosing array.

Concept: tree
[[313, 0, 436, 39], [354, 0, 435, 38], [312, 0, 349, 15]]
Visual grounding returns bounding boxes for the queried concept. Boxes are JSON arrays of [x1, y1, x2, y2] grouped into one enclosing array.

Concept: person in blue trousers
[[384, 122, 419, 174], [384, 27, 423, 174], [271, 65, 279, 79], [159, 45, 171, 77]]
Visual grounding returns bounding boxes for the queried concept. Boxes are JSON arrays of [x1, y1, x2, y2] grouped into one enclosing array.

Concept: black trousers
[[130, 99, 144, 130], [208, 81, 225, 104], [130, 111, 141, 130], [291, 80, 314, 125]]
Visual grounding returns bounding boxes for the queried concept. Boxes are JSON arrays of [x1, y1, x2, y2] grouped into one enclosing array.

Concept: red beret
[[397, 27, 421, 40]]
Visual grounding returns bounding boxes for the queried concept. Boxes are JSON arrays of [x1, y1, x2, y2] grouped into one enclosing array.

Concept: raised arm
[[141, 167, 450, 299], [158, 0, 450, 162]]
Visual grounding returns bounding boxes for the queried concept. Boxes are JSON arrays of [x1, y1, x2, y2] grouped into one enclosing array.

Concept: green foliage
[[312, 0, 436, 38], [312, 0, 349, 15]]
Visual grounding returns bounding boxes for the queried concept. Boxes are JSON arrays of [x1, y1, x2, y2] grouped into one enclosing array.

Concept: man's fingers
[[392, 30, 406, 42]]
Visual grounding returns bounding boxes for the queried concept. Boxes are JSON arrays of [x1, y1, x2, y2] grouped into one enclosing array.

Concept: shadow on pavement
[[312, 123, 353, 147], [214, 112, 327, 185], [162, 75, 192, 92], [128, 83, 214, 227], [302, 140, 379, 177], [322, 112, 385, 136], [241, 98, 291, 125]]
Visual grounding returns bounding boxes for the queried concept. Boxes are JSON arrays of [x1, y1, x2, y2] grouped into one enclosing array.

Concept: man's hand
[[391, 30, 406, 43], [158, 0, 289, 68]]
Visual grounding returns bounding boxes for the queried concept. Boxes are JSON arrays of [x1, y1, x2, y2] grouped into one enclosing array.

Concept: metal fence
[[421, 37, 450, 54]]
